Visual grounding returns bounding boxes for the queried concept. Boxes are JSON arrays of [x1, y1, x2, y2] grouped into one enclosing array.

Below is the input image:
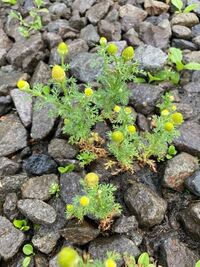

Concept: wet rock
[[129, 83, 165, 115], [163, 152, 199, 191], [124, 181, 167, 227], [0, 114, 27, 157], [30, 61, 51, 86], [0, 95, 12, 116], [98, 20, 121, 41], [80, 25, 100, 47], [49, 3, 70, 19], [10, 89, 32, 128], [0, 216, 25, 260], [172, 38, 197, 50], [134, 45, 167, 72], [0, 157, 20, 176], [31, 99, 57, 140], [17, 199, 57, 225], [48, 138, 78, 161], [0, 174, 28, 201], [185, 170, 200, 196], [184, 51, 200, 63], [113, 215, 138, 234], [6, 33, 44, 71], [86, 1, 110, 24], [21, 174, 59, 200], [3, 193, 18, 220], [159, 237, 198, 267], [89, 236, 140, 260], [144, 0, 169, 15], [23, 154, 57, 176], [171, 13, 199, 27], [70, 52, 103, 83], [180, 202, 200, 239], [60, 220, 100, 245], [193, 35, 200, 47], [174, 121, 200, 157], [172, 25, 192, 39], [119, 4, 147, 23], [60, 172, 82, 204], [72, 0, 96, 14], [192, 71, 200, 82], [123, 28, 144, 47]]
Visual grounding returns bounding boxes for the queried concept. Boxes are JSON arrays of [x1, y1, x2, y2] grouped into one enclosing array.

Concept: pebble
[[0, 157, 20, 177], [171, 13, 199, 27], [185, 170, 200, 197]]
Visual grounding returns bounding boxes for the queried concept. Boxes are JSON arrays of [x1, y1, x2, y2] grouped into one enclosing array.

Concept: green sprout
[[22, 244, 35, 267], [77, 151, 97, 167], [49, 182, 60, 197], [13, 219, 30, 232]]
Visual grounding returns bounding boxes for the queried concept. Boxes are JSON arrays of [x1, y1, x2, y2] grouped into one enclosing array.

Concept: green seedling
[[13, 219, 30, 231], [195, 260, 200, 267], [22, 244, 35, 267], [58, 164, 75, 174], [49, 182, 60, 197], [1, 0, 16, 5], [171, 0, 199, 13], [77, 151, 97, 167]]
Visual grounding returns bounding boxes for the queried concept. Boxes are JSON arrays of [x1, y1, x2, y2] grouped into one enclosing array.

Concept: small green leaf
[[13, 219, 23, 229], [58, 164, 75, 174], [195, 260, 200, 267], [168, 47, 183, 69], [21, 226, 30, 231], [23, 244, 33, 256], [138, 252, 150, 267], [184, 62, 200, 71], [42, 86, 50, 95], [184, 3, 199, 13], [22, 256, 31, 267], [169, 71, 180, 84], [171, 0, 183, 11]]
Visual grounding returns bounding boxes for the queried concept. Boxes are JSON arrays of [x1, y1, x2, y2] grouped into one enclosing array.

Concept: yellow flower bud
[[17, 80, 30, 90], [111, 131, 124, 143], [57, 247, 80, 267], [52, 65, 66, 81], [100, 37, 107, 46], [127, 125, 136, 134], [64, 118, 70, 125], [84, 87, 93, 97], [105, 258, 117, 267], [85, 172, 99, 187], [169, 95, 175, 101], [80, 196, 90, 207], [122, 46, 134, 61], [66, 204, 74, 212], [57, 42, 69, 56], [114, 105, 121, 113], [171, 112, 184, 125], [107, 43, 118, 56], [164, 122, 174, 132], [161, 109, 169, 116], [124, 107, 132, 114], [172, 105, 177, 111]]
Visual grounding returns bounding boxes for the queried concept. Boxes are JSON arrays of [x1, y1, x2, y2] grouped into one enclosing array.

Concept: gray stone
[[3, 193, 18, 220], [144, 0, 169, 15], [172, 38, 198, 50], [0, 48, 7, 66], [123, 28, 144, 47], [105, 8, 119, 23], [21, 174, 59, 200], [47, 20, 78, 39], [23, 154, 57, 176], [159, 237, 198, 267], [10, 89, 32, 127], [30, 61, 51, 86], [72, 0, 96, 14], [0, 95, 12, 116], [193, 35, 200, 46], [0, 114, 27, 157], [60, 220, 100, 245], [48, 138, 78, 160], [49, 3, 70, 19], [113, 215, 138, 234], [172, 25, 192, 39], [89, 236, 140, 261], [98, 20, 121, 41], [80, 24, 100, 47], [124, 181, 167, 227], [0, 157, 20, 177], [60, 172, 82, 204], [171, 13, 199, 27], [134, 45, 167, 72], [17, 199, 57, 225], [184, 51, 200, 63], [86, 1, 110, 24], [49, 255, 59, 267], [0, 28, 12, 51], [185, 170, 200, 196], [43, 32, 62, 49], [163, 152, 199, 191], [183, 82, 200, 93], [70, 52, 103, 83], [175, 103, 193, 120], [174, 121, 200, 157], [136, 113, 150, 131], [0, 216, 25, 260], [191, 24, 200, 37], [119, 4, 147, 23], [31, 99, 57, 140], [129, 83, 165, 115], [69, 11, 87, 30]]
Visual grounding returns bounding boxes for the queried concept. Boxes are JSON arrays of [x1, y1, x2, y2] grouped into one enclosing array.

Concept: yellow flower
[[100, 37, 107, 46], [169, 95, 175, 101], [128, 125, 136, 134], [111, 131, 124, 143], [172, 105, 177, 111], [161, 109, 169, 116], [122, 46, 134, 61], [80, 196, 90, 207], [57, 42, 68, 56], [52, 65, 66, 81], [66, 204, 74, 212], [57, 247, 80, 267], [85, 172, 99, 187], [107, 43, 118, 55], [84, 87, 93, 97], [124, 107, 132, 114], [114, 105, 121, 113], [164, 122, 174, 132], [105, 258, 117, 267], [171, 112, 183, 125], [17, 80, 30, 90]]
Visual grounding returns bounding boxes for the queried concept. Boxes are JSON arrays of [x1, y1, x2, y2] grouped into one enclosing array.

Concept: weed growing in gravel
[[13, 218, 30, 231], [195, 260, 200, 267], [171, 0, 199, 13], [77, 151, 97, 167], [66, 172, 121, 230], [22, 244, 35, 267], [9, 0, 48, 38], [49, 182, 60, 197], [1, 0, 16, 5]]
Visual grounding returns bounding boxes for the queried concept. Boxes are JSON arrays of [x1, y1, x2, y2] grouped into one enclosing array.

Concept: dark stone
[[185, 170, 200, 197], [172, 38, 198, 50], [80, 24, 100, 47], [0, 95, 12, 116], [30, 61, 51, 86], [98, 20, 121, 41], [86, 1, 110, 24], [0, 157, 20, 176], [112, 215, 138, 234], [3, 193, 18, 221]]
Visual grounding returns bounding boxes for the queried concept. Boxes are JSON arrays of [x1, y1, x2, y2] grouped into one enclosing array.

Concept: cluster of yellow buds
[[17, 80, 30, 91]]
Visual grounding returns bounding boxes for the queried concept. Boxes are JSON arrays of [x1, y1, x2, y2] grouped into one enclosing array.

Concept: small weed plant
[[77, 151, 97, 167], [22, 244, 35, 267], [58, 164, 75, 174], [9, 0, 48, 38], [171, 0, 199, 13], [49, 182, 60, 197], [13, 219, 30, 231], [1, 0, 16, 5]]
